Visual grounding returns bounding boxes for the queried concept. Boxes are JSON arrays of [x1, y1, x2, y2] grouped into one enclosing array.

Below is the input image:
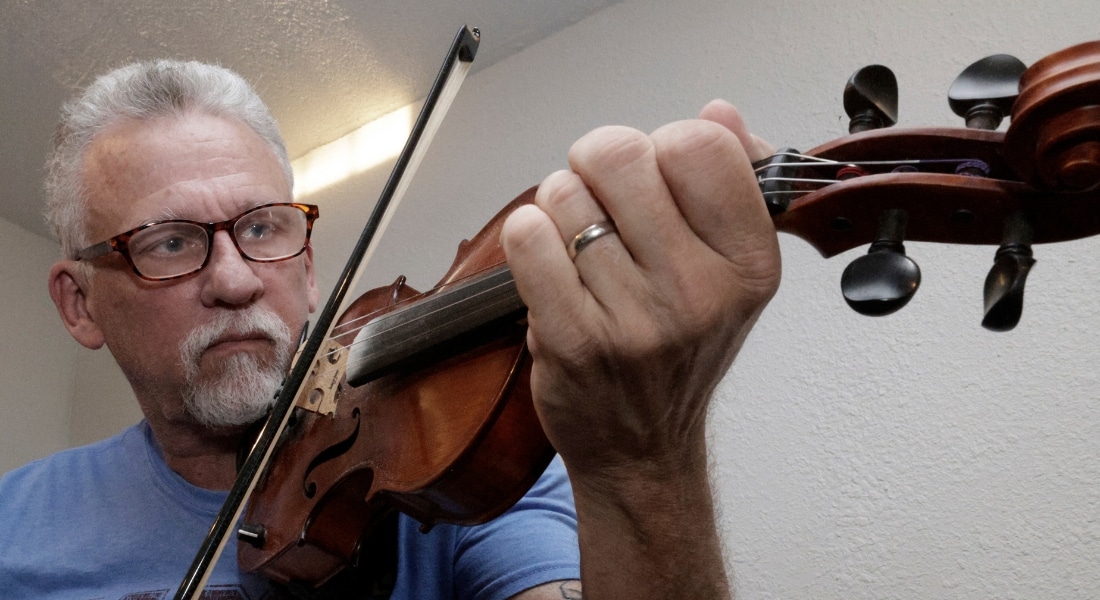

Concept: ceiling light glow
[[292, 104, 415, 198]]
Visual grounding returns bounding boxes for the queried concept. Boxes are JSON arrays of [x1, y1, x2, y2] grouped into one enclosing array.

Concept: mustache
[[179, 308, 294, 378]]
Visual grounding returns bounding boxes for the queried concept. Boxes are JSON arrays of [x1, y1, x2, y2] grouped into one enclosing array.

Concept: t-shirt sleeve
[[452, 456, 580, 600]]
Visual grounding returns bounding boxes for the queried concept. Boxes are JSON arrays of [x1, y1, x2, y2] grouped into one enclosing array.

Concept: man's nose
[[199, 230, 264, 307]]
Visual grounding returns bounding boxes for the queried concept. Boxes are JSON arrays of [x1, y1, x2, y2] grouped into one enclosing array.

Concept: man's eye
[[241, 222, 276, 239], [133, 232, 201, 257], [158, 237, 187, 253]]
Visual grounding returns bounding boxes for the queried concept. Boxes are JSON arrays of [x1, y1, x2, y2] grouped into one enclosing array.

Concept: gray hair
[[43, 60, 292, 259]]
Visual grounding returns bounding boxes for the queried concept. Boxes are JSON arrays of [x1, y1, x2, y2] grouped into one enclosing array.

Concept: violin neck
[[345, 264, 525, 386]]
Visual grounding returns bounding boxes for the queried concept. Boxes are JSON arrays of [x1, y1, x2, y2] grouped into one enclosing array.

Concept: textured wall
[[42, 0, 1100, 597]]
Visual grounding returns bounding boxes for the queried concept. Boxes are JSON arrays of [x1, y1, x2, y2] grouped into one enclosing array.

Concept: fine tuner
[[755, 41, 1100, 331]]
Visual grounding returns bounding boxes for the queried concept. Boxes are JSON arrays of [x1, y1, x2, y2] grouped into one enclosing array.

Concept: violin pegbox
[[757, 63, 921, 317]]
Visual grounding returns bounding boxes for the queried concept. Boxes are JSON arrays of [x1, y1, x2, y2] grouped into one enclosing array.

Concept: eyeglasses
[[74, 203, 320, 281]]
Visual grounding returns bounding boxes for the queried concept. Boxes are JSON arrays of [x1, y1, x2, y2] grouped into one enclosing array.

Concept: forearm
[[569, 440, 730, 600]]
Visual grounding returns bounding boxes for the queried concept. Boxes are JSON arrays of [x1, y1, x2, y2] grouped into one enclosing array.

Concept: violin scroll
[[1005, 40, 1100, 191], [760, 40, 1100, 331]]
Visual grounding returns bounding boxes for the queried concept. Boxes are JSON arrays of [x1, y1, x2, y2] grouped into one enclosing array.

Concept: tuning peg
[[844, 65, 898, 134], [981, 213, 1036, 331], [948, 54, 1027, 130], [841, 209, 921, 316]]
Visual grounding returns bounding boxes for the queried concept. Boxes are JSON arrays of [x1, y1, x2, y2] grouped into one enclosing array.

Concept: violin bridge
[[293, 339, 348, 416]]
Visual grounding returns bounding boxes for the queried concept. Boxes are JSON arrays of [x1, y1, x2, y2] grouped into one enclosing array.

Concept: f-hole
[[302, 408, 361, 498]]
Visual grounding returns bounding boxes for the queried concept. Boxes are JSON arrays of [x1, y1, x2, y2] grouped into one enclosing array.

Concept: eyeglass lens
[[128, 205, 309, 279]]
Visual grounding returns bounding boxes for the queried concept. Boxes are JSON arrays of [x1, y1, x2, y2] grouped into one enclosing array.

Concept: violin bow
[[173, 25, 481, 600]]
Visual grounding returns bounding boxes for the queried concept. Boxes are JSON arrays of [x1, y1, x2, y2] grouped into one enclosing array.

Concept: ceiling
[[0, 0, 624, 240]]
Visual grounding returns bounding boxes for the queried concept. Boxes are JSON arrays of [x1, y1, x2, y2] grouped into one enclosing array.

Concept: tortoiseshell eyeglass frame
[[73, 203, 320, 281]]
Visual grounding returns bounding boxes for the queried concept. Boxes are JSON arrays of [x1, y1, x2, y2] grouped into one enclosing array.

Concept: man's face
[[75, 111, 319, 430]]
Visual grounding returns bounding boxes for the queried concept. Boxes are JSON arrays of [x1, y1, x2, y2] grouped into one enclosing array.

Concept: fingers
[[534, 166, 643, 300], [648, 112, 779, 275], [499, 203, 583, 325], [561, 104, 777, 273], [534, 169, 624, 267], [565, 126, 692, 273], [503, 100, 781, 322]]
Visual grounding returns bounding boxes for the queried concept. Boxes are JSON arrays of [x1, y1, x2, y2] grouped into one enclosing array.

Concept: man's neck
[[165, 447, 243, 490], [147, 417, 248, 490]]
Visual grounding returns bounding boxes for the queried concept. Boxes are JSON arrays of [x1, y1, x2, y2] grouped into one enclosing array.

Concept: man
[[0, 59, 779, 599]]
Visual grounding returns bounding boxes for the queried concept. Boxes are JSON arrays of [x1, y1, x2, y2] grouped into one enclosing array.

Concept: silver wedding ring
[[568, 221, 618, 261]]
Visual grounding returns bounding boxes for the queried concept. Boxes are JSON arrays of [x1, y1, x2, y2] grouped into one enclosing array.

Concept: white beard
[[178, 308, 294, 429]]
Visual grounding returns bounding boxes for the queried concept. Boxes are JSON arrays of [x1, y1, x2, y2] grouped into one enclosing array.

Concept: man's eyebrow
[[148, 206, 204, 224], [155, 206, 184, 221], [143, 201, 274, 226], [128, 205, 187, 226]]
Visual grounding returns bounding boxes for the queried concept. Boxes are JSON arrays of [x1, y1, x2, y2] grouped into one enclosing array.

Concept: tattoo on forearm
[[559, 581, 582, 599]]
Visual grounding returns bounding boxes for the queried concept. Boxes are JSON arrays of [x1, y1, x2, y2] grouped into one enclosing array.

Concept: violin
[[181, 36, 1100, 593]]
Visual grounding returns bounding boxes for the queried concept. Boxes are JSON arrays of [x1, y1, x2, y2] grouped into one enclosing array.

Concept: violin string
[[330, 291, 422, 335], [332, 276, 521, 376], [752, 153, 989, 197], [751, 151, 836, 169], [329, 263, 513, 339], [755, 176, 848, 197], [751, 152, 984, 171], [319, 264, 520, 363], [758, 175, 840, 185], [318, 152, 989, 371]]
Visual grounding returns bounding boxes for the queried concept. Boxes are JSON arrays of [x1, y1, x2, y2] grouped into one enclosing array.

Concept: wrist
[[567, 441, 715, 535], [565, 443, 731, 599]]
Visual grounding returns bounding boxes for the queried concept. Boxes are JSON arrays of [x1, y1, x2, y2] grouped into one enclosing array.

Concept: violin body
[[238, 191, 555, 585]]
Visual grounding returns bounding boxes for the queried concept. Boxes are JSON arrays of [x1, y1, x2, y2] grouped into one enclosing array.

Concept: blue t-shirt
[[0, 422, 579, 599]]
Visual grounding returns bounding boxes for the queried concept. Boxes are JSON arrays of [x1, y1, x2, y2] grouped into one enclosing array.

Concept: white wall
[[66, 341, 140, 447], [19, 0, 1100, 597], [0, 216, 76, 473]]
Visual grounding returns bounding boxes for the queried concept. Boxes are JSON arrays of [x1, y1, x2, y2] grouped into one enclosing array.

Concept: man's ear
[[304, 242, 320, 313], [48, 261, 105, 349]]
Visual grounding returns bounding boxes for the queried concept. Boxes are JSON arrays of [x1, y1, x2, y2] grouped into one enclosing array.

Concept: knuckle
[[499, 204, 544, 253], [568, 126, 654, 178], [658, 255, 778, 342], [652, 119, 746, 175], [535, 170, 591, 216], [729, 244, 783, 304]]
